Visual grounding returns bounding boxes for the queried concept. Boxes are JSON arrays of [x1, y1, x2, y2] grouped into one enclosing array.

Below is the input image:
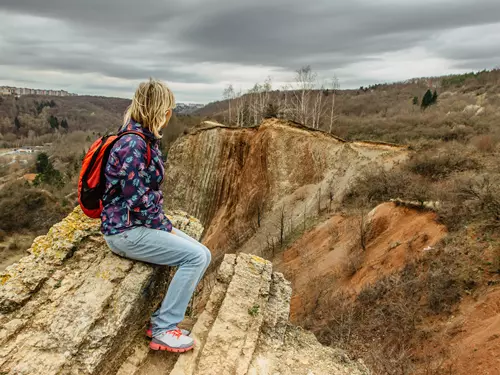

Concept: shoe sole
[[146, 329, 190, 339], [149, 341, 194, 352]]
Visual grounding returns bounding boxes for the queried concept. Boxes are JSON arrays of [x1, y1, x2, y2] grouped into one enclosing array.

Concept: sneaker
[[149, 328, 194, 352], [146, 324, 190, 338]]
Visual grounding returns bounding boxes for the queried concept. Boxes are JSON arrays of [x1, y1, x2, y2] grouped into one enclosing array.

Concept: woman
[[101, 79, 211, 353]]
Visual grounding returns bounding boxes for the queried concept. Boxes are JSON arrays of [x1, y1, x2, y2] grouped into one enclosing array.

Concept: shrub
[[343, 167, 436, 207], [0, 181, 67, 233], [342, 249, 365, 277], [471, 135, 497, 153], [34, 152, 65, 188], [405, 146, 478, 181], [427, 268, 462, 314], [438, 173, 500, 230]]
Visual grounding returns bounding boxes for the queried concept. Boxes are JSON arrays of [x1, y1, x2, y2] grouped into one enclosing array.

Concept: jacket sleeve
[[107, 135, 162, 218]]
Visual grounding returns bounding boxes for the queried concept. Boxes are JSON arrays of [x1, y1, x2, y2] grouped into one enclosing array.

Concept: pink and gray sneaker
[[149, 328, 194, 352], [146, 324, 190, 339]]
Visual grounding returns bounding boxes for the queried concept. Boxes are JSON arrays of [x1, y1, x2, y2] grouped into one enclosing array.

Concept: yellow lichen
[[97, 270, 111, 280], [30, 207, 99, 259], [251, 255, 266, 264], [1, 274, 11, 285]]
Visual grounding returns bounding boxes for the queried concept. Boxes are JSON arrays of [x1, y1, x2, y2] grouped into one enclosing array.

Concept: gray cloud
[[0, 0, 499, 102], [180, 0, 500, 67]]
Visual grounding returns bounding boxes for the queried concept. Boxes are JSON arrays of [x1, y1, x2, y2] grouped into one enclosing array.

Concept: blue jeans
[[104, 226, 211, 336]]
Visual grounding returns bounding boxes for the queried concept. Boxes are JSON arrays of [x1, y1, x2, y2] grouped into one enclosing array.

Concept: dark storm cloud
[[0, 0, 499, 101], [0, 0, 183, 32], [0, 40, 211, 84], [180, 0, 500, 68]]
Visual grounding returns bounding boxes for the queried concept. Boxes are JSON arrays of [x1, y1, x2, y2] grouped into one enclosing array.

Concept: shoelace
[[167, 328, 183, 339]]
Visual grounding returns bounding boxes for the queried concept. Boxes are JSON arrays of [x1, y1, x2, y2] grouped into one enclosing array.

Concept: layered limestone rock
[[157, 253, 368, 375], [0, 207, 203, 375], [165, 118, 408, 258]]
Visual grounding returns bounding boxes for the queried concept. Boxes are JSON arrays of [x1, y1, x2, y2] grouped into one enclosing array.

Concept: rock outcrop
[[165, 118, 408, 259], [0, 207, 203, 375], [145, 253, 367, 375], [1, 209, 368, 375]]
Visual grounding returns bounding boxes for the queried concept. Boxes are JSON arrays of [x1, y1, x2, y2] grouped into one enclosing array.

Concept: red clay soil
[[444, 287, 500, 374], [275, 202, 447, 322], [275, 202, 500, 374]]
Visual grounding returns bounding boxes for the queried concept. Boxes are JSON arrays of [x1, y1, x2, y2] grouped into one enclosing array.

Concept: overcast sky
[[1, 0, 499, 103]]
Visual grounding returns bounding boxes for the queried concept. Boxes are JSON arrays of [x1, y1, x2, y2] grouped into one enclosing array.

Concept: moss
[[248, 304, 260, 317]]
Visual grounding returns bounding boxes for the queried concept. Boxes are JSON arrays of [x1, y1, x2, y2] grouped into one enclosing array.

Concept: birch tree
[[311, 83, 327, 129], [248, 83, 261, 125], [247, 77, 273, 125], [292, 66, 317, 126], [223, 84, 235, 125], [233, 89, 245, 127], [329, 75, 340, 133]]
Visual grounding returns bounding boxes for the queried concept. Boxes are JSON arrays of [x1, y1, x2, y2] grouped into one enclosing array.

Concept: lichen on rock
[[0, 206, 203, 375]]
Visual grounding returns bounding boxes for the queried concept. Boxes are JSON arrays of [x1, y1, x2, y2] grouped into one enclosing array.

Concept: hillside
[[164, 118, 408, 263], [1, 71, 500, 374], [162, 115, 499, 373], [196, 69, 500, 144], [0, 95, 203, 144], [0, 95, 202, 263]]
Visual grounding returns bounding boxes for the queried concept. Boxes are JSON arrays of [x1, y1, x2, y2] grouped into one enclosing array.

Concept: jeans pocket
[[119, 231, 138, 246], [105, 231, 138, 257]]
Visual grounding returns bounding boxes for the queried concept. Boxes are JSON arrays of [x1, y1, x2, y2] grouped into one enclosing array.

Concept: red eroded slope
[[275, 202, 447, 321]]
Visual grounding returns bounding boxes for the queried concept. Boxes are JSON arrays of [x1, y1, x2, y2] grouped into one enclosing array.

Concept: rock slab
[[0, 207, 203, 375], [167, 253, 369, 375]]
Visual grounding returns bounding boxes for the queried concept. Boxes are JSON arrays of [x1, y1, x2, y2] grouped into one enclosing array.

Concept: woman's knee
[[203, 246, 212, 266], [188, 245, 210, 268]]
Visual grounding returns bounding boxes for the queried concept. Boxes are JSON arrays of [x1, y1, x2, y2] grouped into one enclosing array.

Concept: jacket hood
[[119, 120, 157, 141]]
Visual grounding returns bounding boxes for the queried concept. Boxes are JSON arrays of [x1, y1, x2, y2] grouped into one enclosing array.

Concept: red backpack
[[78, 131, 151, 219]]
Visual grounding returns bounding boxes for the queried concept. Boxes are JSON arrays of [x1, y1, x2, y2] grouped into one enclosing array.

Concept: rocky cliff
[[0, 207, 202, 374], [165, 118, 408, 260], [0, 209, 367, 375], [163, 253, 368, 375]]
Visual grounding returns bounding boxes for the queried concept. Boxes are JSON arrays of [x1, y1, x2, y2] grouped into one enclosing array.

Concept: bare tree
[[317, 187, 322, 215], [311, 83, 328, 129], [279, 205, 285, 247], [356, 207, 371, 252], [258, 76, 272, 119], [292, 66, 317, 126], [223, 84, 235, 125], [278, 84, 292, 119], [247, 77, 273, 125], [247, 83, 261, 125], [233, 89, 246, 127], [329, 76, 340, 133]]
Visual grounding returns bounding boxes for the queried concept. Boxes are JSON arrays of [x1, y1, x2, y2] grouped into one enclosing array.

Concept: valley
[[1, 70, 500, 374]]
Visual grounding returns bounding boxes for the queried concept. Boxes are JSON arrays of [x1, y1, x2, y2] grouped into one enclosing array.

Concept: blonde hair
[[124, 78, 176, 139]]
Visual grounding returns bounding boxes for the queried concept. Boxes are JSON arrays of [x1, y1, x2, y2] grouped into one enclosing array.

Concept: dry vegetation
[[297, 72, 500, 374]]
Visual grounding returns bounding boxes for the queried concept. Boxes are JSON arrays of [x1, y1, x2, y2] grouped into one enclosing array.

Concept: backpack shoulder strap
[[118, 131, 152, 167]]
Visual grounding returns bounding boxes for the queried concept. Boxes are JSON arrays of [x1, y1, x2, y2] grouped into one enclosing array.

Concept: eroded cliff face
[[165, 119, 408, 260]]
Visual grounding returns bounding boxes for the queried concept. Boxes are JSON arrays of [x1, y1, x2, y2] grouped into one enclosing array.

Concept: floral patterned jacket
[[100, 120, 173, 235]]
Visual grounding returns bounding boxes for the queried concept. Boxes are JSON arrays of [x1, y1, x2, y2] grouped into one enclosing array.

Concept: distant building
[[0, 86, 76, 97], [0, 87, 13, 95]]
